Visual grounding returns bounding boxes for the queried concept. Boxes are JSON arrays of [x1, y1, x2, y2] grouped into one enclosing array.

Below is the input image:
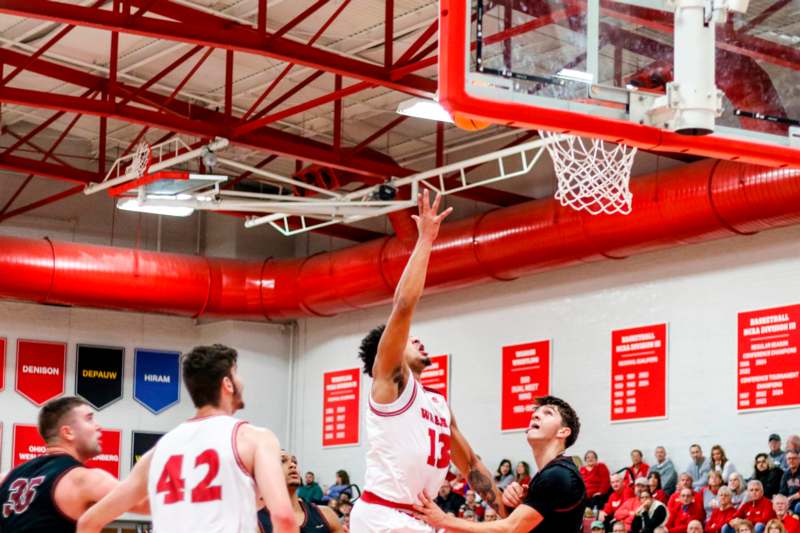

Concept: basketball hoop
[[125, 142, 151, 180], [539, 131, 637, 215]]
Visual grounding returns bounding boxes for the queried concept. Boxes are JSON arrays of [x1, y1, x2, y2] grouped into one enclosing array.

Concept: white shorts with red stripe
[[350, 499, 435, 533]]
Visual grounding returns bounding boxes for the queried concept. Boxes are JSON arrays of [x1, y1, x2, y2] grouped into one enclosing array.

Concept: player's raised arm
[[249, 426, 298, 533], [76, 451, 153, 533], [449, 413, 508, 517], [371, 190, 452, 400]]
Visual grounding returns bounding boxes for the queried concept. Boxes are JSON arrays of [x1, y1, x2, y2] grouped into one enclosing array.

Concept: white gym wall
[[291, 222, 800, 488]]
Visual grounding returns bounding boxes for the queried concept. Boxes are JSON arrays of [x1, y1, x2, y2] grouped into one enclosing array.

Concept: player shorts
[[350, 499, 435, 533]]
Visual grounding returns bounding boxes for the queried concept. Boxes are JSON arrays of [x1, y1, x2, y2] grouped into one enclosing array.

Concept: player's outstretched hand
[[413, 490, 448, 528], [502, 481, 528, 508], [411, 189, 453, 243]]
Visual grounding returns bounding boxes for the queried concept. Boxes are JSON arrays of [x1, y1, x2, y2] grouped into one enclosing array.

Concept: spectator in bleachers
[[670, 474, 704, 517], [668, 487, 707, 533], [734, 520, 755, 533], [649, 471, 668, 504], [601, 473, 635, 530], [631, 488, 668, 533], [727, 480, 776, 533], [632, 450, 651, 480], [782, 437, 800, 471], [707, 486, 738, 533], [765, 518, 789, 533], [704, 471, 725, 516], [483, 507, 499, 522], [582, 450, 612, 510], [654, 527, 668, 533], [688, 520, 704, 533], [771, 494, 800, 533], [494, 458, 514, 491], [514, 461, 531, 487], [612, 521, 627, 533], [298, 471, 323, 503], [322, 470, 352, 503], [779, 451, 800, 514], [435, 479, 465, 515], [458, 490, 485, 521], [687, 444, 713, 491], [754, 453, 785, 499], [729, 473, 748, 507], [616, 478, 650, 531], [769, 435, 787, 471], [712, 445, 738, 483], [652, 446, 679, 496]]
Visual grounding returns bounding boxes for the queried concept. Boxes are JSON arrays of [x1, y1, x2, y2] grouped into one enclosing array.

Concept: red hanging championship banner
[[420, 354, 450, 399], [12, 424, 47, 468], [611, 324, 668, 422], [16, 339, 66, 406], [738, 304, 800, 411], [0, 337, 6, 391], [322, 368, 360, 447], [501, 341, 550, 431], [85, 429, 122, 478]]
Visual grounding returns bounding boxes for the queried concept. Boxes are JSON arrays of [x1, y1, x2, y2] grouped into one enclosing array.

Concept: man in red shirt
[[706, 486, 737, 533], [729, 480, 776, 532], [614, 478, 648, 531], [600, 473, 634, 530], [773, 494, 800, 533], [668, 473, 704, 516], [667, 488, 705, 533]]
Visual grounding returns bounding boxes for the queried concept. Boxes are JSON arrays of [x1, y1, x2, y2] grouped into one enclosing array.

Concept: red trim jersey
[[705, 506, 737, 533], [364, 378, 451, 504], [147, 415, 257, 533]]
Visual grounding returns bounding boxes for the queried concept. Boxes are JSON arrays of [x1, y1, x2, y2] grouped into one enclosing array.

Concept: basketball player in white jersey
[[350, 190, 506, 533], [76, 344, 297, 533]]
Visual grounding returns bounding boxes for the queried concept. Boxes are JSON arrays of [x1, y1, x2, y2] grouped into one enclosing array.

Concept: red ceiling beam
[[0, 0, 436, 98], [116, 45, 204, 107], [0, 153, 99, 183], [0, 184, 85, 223], [272, 0, 328, 40], [394, 20, 438, 67], [351, 116, 408, 155], [3, 129, 72, 168], [0, 85, 412, 178]]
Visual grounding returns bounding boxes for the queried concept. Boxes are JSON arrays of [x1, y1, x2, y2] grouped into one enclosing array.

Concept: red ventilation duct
[[1, 159, 799, 320]]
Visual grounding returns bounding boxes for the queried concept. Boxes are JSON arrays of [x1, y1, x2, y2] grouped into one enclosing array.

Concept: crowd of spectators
[[585, 434, 800, 533], [293, 433, 800, 532]]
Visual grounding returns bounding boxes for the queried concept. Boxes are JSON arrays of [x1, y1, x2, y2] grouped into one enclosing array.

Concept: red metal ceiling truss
[[0, 0, 795, 235]]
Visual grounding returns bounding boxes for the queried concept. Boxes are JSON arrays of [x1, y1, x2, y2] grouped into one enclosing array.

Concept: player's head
[[38, 396, 101, 461], [280, 450, 302, 490], [182, 344, 244, 412], [358, 324, 432, 376], [526, 396, 580, 451]]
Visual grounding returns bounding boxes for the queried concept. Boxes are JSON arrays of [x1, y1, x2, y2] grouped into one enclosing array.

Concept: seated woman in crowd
[[729, 473, 748, 507], [514, 461, 531, 487], [494, 458, 514, 491], [735, 520, 756, 533], [631, 489, 668, 533], [707, 486, 738, 533], [712, 445, 738, 483], [626, 449, 650, 485], [704, 471, 725, 516], [765, 519, 788, 533], [323, 470, 352, 503], [648, 471, 668, 504], [581, 450, 612, 510], [752, 453, 783, 499]]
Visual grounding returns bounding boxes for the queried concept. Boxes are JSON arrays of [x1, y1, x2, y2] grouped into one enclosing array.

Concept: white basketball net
[[539, 131, 637, 215], [125, 142, 151, 179]]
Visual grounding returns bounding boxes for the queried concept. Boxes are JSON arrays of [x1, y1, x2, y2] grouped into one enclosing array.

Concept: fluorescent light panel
[[396, 98, 454, 123]]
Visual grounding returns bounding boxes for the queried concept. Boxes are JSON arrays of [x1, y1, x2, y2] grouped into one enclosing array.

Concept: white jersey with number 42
[[147, 415, 257, 533], [364, 377, 452, 504]]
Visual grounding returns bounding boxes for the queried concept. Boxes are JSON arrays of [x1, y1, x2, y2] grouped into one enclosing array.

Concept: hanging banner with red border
[[12, 424, 47, 468], [501, 340, 550, 431], [738, 304, 800, 411], [16, 339, 67, 406], [322, 368, 360, 447], [85, 429, 122, 478], [611, 323, 668, 422], [420, 354, 450, 399], [0, 337, 6, 391]]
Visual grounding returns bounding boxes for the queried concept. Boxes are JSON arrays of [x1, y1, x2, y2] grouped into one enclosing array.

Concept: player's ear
[[556, 426, 572, 441], [60, 422, 76, 443], [222, 374, 234, 394]]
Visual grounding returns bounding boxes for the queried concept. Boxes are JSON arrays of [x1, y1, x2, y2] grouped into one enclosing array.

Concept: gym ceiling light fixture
[[117, 196, 195, 217], [396, 98, 454, 123]]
